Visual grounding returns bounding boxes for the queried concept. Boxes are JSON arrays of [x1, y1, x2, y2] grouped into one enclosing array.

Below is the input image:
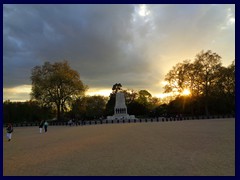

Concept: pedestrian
[[39, 120, 44, 133], [6, 123, 13, 142], [68, 119, 72, 126], [44, 120, 48, 133]]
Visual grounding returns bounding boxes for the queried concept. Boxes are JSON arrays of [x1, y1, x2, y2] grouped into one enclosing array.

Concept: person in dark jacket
[[6, 123, 13, 141], [44, 121, 48, 133], [39, 120, 44, 133]]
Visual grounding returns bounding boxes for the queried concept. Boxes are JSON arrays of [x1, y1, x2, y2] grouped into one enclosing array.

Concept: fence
[[4, 114, 235, 128]]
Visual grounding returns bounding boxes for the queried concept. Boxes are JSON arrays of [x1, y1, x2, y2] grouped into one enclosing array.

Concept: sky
[[3, 4, 235, 101]]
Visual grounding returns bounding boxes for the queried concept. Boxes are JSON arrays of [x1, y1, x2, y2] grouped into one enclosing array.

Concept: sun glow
[[182, 89, 191, 96], [138, 4, 150, 17], [155, 93, 169, 99], [3, 85, 32, 101], [86, 89, 111, 97], [155, 92, 179, 99]]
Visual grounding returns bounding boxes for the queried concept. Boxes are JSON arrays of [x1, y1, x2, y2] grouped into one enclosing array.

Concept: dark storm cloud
[[3, 4, 235, 100], [4, 4, 151, 90]]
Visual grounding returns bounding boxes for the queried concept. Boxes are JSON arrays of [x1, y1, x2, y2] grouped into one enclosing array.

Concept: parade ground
[[3, 118, 235, 176]]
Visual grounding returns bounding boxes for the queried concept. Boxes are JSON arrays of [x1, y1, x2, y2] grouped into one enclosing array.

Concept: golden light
[[4, 85, 32, 94], [182, 89, 191, 96], [86, 89, 111, 97], [156, 93, 169, 99], [160, 81, 168, 86], [155, 92, 179, 99], [3, 85, 32, 101], [138, 4, 150, 17]]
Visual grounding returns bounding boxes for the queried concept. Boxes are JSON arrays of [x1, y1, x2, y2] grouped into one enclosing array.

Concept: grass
[[3, 118, 235, 176]]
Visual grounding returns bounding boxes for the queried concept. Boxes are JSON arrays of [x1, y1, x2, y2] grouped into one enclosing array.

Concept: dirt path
[[3, 118, 235, 176]]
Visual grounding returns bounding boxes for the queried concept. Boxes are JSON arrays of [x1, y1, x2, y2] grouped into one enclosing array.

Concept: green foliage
[[6, 52, 233, 122], [127, 101, 148, 116], [136, 90, 152, 106], [122, 89, 138, 105], [104, 94, 116, 116], [69, 95, 108, 120], [154, 104, 168, 117], [3, 100, 54, 123], [31, 61, 86, 120]]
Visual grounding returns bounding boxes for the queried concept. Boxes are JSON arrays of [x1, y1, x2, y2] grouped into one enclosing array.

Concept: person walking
[[44, 120, 48, 133], [6, 123, 13, 142], [39, 120, 44, 133]]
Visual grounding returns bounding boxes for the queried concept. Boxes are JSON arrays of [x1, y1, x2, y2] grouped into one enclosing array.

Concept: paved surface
[[3, 118, 235, 176]]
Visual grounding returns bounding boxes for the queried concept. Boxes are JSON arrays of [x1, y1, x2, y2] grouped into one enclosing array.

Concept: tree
[[194, 50, 222, 115], [68, 95, 108, 120], [137, 90, 152, 106], [127, 101, 148, 116], [154, 104, 168, 117], [3, 100, 54, 123], [31, 61, 87, 120], [122, 89, 138, 105], [211, 60, 235, 114], [164, 50, 223, 116], [84, 96, 108, 119], [164, 60, 198, 98], [133, 90, 152, 116], [69, 97, 87, 120], [112, 83, 122, 94], [214, 61, 235, 96], [164, 61, 190, 94]]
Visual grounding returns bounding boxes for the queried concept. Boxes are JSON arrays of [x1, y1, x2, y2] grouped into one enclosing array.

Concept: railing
[[3, 114, 235, 127]]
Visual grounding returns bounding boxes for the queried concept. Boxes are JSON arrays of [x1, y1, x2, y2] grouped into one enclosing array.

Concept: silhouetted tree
[[31, 61, 87, 120], [164, 50, 225, 116], [122, 89, 138, 105], [112, 83, 122, 94], [3, 100, 54, 123], [84, 96, 108, 119], [194, 50, 222, 115]]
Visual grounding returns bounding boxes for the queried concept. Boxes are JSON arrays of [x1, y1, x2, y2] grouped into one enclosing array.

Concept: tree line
[[163, 50, 235, 116], [3, 50, 235, 123]]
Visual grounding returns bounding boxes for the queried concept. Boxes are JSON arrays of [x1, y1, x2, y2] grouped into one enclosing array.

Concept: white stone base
[[107, 115, 136, 120]]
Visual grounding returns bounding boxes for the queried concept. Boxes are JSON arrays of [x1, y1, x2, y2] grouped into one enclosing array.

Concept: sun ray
[[182, 89, 191, 96]]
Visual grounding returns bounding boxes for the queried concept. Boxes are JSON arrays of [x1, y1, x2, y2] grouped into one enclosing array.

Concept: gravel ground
[[3, 118, 235, 176]]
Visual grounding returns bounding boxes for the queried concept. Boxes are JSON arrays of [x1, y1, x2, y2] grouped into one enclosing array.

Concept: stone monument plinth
[[107, 92, 135, 120]]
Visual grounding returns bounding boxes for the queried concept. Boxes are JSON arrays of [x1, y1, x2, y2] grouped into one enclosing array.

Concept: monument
[[107, 92, 135, 120]]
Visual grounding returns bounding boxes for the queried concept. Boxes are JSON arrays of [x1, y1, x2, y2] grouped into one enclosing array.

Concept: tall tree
[[212, 61, 235, 114], [31, 61, 87, 120], [194, 50, 222, 115], [164, 50, 223, 116], [164, 60, 195, 96]]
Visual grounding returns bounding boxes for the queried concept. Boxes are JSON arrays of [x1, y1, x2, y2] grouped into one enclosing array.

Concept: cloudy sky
[[3, 4, 235, 101]]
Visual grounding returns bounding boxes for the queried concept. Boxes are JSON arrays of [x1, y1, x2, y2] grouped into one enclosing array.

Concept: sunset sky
[[3, 4, 235, 101]]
